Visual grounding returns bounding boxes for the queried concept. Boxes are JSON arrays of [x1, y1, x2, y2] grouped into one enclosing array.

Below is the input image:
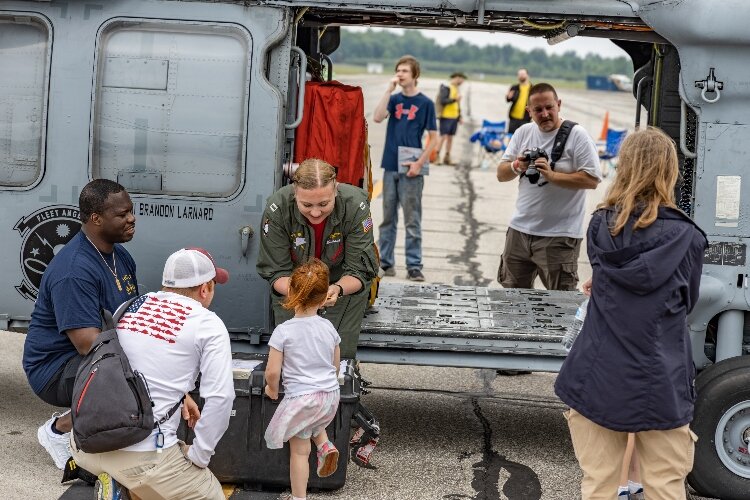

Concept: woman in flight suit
[[256, 158, 378, 359]]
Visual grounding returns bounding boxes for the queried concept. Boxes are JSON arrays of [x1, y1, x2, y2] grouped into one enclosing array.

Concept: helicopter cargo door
[[88, 9, 291, 339]]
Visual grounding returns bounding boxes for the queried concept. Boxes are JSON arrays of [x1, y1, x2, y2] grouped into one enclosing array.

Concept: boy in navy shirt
[[373, 55, 437, 282], [23, 179, 138, 469]]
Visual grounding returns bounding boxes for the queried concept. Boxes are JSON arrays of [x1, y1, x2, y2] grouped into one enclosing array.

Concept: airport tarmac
[[0, 75, 712, 499]]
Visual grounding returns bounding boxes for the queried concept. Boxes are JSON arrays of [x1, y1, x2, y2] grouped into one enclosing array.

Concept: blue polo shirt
[[381, 92, 437, 171], [23, 231, 138, 394]]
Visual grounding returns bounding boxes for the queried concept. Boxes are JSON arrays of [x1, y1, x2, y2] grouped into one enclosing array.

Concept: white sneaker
[[37, 412, 72, 469]]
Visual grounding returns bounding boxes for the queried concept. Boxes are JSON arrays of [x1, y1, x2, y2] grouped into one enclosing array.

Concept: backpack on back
[[434, 84, 448, 117], [71, 297, 182, 453]]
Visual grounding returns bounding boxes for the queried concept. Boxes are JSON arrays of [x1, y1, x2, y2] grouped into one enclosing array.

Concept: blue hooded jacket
[[554, 206, 707, 432]]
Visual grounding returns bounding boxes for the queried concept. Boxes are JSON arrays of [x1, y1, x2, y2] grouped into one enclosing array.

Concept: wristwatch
[[335, 283, 344, 297]]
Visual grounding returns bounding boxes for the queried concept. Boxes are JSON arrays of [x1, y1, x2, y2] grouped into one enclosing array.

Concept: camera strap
[[534, 120, 577, 187], [549, 120, 578, 170]]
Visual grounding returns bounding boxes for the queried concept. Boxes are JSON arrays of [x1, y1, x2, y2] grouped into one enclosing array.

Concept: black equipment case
[[180, 358, 360, 490]]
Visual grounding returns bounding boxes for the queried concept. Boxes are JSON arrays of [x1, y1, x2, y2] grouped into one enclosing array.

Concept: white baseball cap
[[162, 248, 229, 288]]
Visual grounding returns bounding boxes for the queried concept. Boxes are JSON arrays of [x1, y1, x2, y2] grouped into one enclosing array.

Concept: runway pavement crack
[[467, 398, 542, 500], [448, 162, 492, 287]]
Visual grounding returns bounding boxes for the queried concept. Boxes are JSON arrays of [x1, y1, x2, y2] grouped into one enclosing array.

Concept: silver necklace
[[84, 233, 122, 292]]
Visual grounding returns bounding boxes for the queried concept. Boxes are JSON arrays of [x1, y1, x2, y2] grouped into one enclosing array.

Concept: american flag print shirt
[[117, 294, 193, 343]]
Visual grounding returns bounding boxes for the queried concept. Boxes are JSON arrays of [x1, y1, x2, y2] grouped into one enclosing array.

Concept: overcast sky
[[346, 27, 629, 59]]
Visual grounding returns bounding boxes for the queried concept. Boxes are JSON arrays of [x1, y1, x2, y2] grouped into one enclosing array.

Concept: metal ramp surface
[[357, 283, 583, 372]]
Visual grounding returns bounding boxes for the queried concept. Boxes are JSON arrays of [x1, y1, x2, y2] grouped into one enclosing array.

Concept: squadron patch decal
[[14, 205, 82, 300]]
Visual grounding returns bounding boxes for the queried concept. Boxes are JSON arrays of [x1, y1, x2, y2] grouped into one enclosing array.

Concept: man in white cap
[[71, 247, 234, 500]]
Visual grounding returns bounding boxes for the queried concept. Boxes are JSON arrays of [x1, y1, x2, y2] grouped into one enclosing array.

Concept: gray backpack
[[71, 297, 183, 453]]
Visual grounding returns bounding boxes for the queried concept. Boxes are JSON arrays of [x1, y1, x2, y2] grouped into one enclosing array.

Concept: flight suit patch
[[361, 216, 373, 233], [291, 231, 306, 248]]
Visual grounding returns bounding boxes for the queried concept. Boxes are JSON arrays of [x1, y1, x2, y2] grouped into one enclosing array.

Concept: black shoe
[[407, 269, 425, 282], [381, 266, 396, 277]]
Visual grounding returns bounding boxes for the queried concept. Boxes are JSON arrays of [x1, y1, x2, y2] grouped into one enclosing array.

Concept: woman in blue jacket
[[555, 128, 708, 500]]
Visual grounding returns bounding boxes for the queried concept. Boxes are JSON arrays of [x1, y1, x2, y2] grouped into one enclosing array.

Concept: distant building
[[367, 62, 383, 74]]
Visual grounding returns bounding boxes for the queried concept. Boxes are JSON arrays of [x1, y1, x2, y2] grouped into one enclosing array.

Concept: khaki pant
[[497, 227, 581, 290], [565, 409, 697, 500], [71, 438, 223, 500]]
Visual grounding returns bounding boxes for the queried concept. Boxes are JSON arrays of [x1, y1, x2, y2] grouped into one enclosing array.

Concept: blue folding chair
[[470, 120, 508, 170], [598, 128, 627, 177]]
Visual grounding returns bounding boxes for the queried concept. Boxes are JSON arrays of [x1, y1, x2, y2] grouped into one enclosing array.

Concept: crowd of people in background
[[371, 55, 703, 500]]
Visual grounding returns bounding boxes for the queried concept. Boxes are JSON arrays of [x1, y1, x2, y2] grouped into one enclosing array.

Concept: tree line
[[332, 29, 633, 81]]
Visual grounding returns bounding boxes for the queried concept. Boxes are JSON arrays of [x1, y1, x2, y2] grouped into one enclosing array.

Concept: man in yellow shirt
[[506, 68, 532, 133], [435, 72, 466, 166]]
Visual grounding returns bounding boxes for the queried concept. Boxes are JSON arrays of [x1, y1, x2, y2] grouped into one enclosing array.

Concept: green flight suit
[[256, 183, 378, 358]]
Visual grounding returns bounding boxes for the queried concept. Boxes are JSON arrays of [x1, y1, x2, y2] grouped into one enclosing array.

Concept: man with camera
[[496, 83, 601, 291]]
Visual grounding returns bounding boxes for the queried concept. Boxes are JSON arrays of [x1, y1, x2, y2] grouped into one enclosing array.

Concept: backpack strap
[[156, 394, 186, 427], [100, 296, 140, 331], [549, 119, 577, 169], [535, 120, 577, 187], [94, 296, 141, 347], [150, 386, 186, 453], [135, 369, 186, 429], [113, 296, 139, 322]]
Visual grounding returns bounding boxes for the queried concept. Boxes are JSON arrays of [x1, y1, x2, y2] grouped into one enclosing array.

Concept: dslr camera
[[521, 147, 549, 184]]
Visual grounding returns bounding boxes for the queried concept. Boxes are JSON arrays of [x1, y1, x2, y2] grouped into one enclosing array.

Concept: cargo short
[[497, 227, 581, 291], [36, 354, 85, 408]]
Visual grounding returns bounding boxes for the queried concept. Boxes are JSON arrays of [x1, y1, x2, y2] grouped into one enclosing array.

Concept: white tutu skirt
[[264, 389, 340, 449]]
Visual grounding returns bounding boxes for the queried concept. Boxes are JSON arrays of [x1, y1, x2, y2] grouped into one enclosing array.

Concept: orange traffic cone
[[599, 111, 610, 141]]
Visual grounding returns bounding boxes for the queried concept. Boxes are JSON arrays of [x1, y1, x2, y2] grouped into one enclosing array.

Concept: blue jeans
[[378, 170, 423, 270]]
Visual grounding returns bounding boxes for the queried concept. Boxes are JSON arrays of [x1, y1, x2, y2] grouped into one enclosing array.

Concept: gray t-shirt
[[268, 315, 341, 397], [502, 122, 601, 238]]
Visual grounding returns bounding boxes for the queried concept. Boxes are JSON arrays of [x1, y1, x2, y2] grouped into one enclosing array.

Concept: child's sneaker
[[316, 441, 339, 477], [628, 480, 645, 499]]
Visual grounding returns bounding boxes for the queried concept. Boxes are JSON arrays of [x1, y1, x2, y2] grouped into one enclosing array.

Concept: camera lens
[[526, 166, 540, 184]]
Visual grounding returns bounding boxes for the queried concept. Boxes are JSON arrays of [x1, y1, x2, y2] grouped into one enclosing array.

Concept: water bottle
[[562, 298, 589, 352]]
